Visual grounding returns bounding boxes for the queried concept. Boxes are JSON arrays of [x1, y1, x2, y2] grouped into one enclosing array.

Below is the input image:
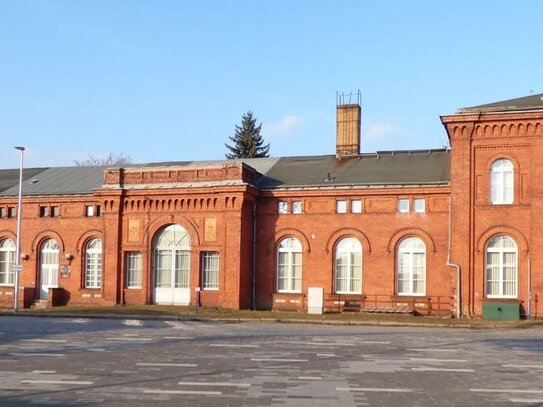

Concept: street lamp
[[13, 146, 25, 313]]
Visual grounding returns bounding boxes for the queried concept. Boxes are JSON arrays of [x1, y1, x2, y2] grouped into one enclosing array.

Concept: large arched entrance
[[153, 225, 191, 305]]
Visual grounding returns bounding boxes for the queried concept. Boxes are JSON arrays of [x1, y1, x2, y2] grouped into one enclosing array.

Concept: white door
[[153, 225, 191, 305], [40, 239, 59, 299]]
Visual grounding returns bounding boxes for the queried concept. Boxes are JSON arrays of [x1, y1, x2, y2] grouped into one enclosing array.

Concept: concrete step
[[30, 300, 48, 309]]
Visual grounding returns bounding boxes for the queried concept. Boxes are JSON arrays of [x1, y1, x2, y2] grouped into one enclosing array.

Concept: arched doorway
[[40, 238, 59, 299], [153, 225, 191, 305]]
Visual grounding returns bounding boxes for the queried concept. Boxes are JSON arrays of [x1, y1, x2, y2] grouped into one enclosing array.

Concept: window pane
[[351, 200, 362, 213], [155, 250, 171, 288], [491, 159, 514, 204], [126, 252, 142, 289], [398, 199, 409, 213], [85, 238, 102, 288], [0, 239, 15, 285], [278, 201, 288, 214], [397, 237, 426, 295], [414, 199, 425, 213], [486, 236, 517, 298], [202, 252, 219, 290], [277, 238, 302, 293], [175, 250, 190, 288], [335, 238, 362, 294], [336, 200, 347, 213], [292, 201, 302, 214]]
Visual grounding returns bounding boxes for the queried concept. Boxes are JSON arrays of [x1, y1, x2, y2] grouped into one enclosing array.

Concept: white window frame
[[202, 251, 220, 290], [85, 238, 102, 289], [334, 237, 362, 294], [398, 198, 409, 213], [292, 201, 302, 214], [336, 200, 348, 214], [414, 198, 425, 213], [397, 237, 426, 296], [85, 205, 95, 217], [278, 201, 288, 214], [490, 159, 514, 205], [0, 239, 15, 286], [277, 237, 302, 293], [126, 252, 142, 289], [486, 235, 517, 298], [351, 199, 362, 213]]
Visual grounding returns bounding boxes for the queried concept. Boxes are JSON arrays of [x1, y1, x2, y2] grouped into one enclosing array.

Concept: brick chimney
[[336, 102, 361, 158]]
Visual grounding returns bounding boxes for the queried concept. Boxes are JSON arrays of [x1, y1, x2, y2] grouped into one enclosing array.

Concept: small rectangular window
[[292, 201, 302, 214], [0, 208, 5, 218], [51, 206, 60, 217], [95, 205, 101, 216], [39, 206, 48, 217], [126, 252, 142, 289], [336, 200, 347, 213], [278, 201, 288, 214], [414, 198, 425, 213], [398, 199, 409, 213], [351, 200, 362, 213], [7, 207, 15, 218], [202, 252, 219, 290], [85, 205, 94, 217]]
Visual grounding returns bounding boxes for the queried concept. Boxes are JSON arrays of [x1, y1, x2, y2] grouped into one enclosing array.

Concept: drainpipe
[[447, 196, 462, 318], [252, 201, 257, 310], [527, 258, 532, 320]]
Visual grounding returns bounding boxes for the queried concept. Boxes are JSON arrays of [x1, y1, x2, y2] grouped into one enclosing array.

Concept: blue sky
[[1, 1, 542, 169]]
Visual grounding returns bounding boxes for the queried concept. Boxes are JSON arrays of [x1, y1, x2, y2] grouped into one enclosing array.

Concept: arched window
[[335, 237, 362, 294], [397, 237, 426, 296], [85, 238, 102, 288], [486, 236, 517, 298], [277, 237, 302, 293], [0, 239, 15, 286], [491, 159, 514, 204]]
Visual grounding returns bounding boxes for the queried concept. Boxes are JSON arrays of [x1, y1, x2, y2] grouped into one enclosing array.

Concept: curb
[[1, 311, 539, 330]]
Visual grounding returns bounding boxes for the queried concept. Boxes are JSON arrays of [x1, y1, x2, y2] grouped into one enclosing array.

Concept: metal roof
[[458, 93, 543, 113], [0, 151, 450, 196], [0, 166, 105, 197], [256, 150, 450, 189]]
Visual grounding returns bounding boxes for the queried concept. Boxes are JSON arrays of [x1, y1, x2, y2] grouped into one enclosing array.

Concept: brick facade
[[1, 96, 542, 318]]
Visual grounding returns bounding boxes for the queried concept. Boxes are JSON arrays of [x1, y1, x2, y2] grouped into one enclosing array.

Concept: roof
[[0, 150, 450, 197], [256, 150, 450, 189], [0, 166, 105, 197], [458, 93, 543, 113]]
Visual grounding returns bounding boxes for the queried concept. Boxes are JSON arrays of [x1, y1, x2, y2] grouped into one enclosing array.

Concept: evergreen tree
[[225, 111, 270, 159]]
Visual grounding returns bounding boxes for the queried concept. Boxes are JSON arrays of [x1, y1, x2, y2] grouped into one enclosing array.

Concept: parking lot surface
[[1, 316, 542, 406]]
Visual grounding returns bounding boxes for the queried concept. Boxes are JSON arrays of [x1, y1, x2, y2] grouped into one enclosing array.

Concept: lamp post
[[13, 146, 25, 313]]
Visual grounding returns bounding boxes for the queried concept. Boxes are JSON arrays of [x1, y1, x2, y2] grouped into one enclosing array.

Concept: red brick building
[[1, 93, 542, 318]]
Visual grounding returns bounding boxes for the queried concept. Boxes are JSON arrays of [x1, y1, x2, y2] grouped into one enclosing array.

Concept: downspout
[[252, 201, 257, 310], [447, 195, 462, 318], [527, 258, 532, 319]]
